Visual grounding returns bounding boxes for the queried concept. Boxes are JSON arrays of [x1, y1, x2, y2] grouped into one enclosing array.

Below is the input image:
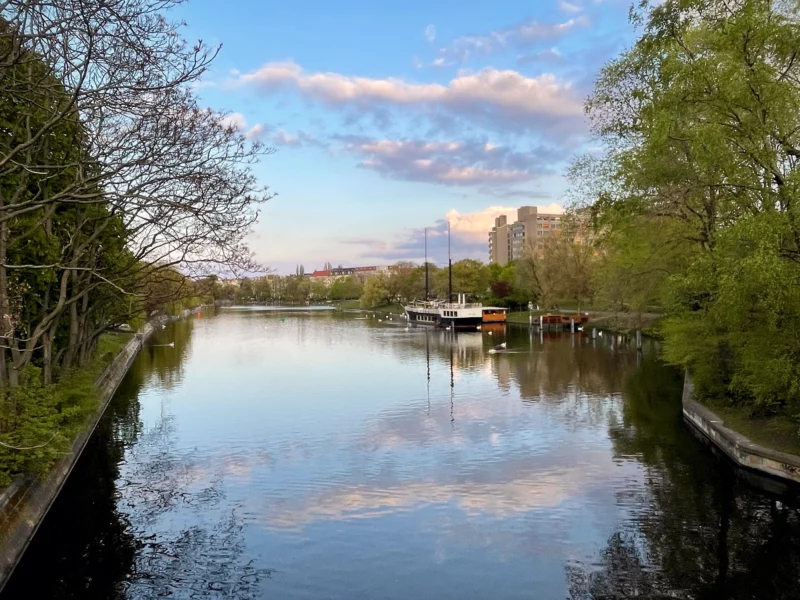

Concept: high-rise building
[[488, 206, 563, 265], [488, 215, 509, 266]]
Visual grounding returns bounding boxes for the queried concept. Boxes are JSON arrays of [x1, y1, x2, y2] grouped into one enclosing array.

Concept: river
[[4, 307, 800, 599]]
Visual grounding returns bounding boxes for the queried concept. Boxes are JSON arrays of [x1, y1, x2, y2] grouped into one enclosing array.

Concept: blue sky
[[176, 0, 635, 273]]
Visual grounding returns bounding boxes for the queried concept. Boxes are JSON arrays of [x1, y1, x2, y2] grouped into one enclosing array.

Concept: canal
[[4, 307, 800, 599]]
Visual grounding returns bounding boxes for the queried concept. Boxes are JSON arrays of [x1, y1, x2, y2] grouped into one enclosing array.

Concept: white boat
[[406, 294, 483, 330]]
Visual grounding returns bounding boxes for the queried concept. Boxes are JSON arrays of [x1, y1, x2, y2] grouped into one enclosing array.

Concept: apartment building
[[488, 206, 563, 266], [310, 264, 397, 284]]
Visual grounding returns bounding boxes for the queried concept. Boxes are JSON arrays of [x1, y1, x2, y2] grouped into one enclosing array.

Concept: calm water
[[5, 308, 800, 599]]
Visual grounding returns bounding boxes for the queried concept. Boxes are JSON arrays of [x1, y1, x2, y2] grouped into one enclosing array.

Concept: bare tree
[[0, 0, 273, 385]]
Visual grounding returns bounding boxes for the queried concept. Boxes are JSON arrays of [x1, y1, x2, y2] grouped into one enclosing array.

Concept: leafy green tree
[[330, 276, 362, 300], [582, 0, 800, 413], [310, 280, 329, 301], [360, 276, 390, 308]]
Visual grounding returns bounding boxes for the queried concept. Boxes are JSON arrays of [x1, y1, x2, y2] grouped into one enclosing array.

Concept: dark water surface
[[5, 308, 800, 599]]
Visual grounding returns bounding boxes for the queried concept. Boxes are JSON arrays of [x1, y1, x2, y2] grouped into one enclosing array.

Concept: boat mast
[[448, 221, 453, 303], [424, 227, 429, 301]]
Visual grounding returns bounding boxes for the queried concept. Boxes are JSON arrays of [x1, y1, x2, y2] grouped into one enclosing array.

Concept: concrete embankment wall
[[0, 307, 200, 591], [682, 373, 800, 486]]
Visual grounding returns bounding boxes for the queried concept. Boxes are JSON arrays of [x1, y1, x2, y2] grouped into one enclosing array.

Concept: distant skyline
[[176, 0, 635, 273]]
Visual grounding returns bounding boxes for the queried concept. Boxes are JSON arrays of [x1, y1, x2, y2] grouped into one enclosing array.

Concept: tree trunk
[[61, 287, 80, 372], [0, 194, 11, 387], [42, 330, 53, 386]]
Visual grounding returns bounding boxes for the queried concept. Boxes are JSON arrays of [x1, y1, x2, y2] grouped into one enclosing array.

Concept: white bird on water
[[488, 342, 507, 354]]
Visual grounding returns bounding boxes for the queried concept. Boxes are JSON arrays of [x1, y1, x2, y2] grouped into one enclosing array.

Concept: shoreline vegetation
[[0, 332, 131, 487], [0, 3, 267, 490]]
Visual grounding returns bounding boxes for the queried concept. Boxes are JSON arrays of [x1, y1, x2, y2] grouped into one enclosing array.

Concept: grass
[[703, 398, 800, 457], [330, 299, 361, 310], [0, 332, 133, 487]]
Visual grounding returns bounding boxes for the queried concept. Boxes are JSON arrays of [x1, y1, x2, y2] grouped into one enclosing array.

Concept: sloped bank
[[0, 307, 200, 591], [682, 372, 800, 488]]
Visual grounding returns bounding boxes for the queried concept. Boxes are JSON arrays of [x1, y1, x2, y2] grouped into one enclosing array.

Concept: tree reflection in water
[[5, 316, 800, 599], [568, 351, 800, 600], [3, 315, 272, 599]]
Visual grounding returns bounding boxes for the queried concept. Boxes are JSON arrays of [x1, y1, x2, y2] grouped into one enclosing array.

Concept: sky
[[175, 0, 636, 273]]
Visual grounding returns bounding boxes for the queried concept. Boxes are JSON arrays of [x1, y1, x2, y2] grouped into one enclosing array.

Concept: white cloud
[[245, 123, 267, 139], [558, 0, 583, 13], [437, 16, 590, 62], [236, 61, 585, 135], [446, 206, 518, 238], [219, 112, 247, 130], [424, 24, 436, 43], [517, 47, 564, 66], [275, 128, 298, 145], [272, 128, 323, 148], [218, 112, 268, 139], [446, 204, 563, 240]]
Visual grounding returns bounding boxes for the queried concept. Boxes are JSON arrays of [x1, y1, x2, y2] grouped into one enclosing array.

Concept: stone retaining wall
[[0, 308, 201, 591], [682, 372, 800, 485]]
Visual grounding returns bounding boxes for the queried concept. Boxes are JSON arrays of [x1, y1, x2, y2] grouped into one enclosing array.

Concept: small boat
[[482, 307, 508, 324]]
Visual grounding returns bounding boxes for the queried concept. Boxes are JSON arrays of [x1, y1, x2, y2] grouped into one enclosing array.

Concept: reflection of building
[[489, 206, 563, 265]]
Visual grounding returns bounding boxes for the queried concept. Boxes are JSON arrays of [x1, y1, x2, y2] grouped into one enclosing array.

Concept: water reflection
[[4, 312, 800, 599]]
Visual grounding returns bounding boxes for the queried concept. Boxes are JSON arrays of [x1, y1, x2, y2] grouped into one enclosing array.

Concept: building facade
[[488, 206, 563, 266]]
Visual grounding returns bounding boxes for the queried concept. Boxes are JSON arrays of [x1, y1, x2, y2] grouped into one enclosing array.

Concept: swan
[[489, 342, 506, 354]]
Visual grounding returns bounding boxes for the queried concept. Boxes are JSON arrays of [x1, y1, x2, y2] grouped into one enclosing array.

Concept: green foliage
[[360, 276, 391, 308], [582, 0, 800, 423], [0, 334, 128, 486], [330, 276, 363, 301]]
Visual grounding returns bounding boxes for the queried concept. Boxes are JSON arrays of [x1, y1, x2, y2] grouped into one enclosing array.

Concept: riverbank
[[0, 307, 202, 592], [507, 310, 662, 337], [682, 373, 800, 487], [332, 300, 405, 314]]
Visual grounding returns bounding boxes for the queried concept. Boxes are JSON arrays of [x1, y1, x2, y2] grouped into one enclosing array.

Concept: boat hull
[[438, 316, 483, 330], [406, 309, 439, 326], [404, 309, 482, 331]]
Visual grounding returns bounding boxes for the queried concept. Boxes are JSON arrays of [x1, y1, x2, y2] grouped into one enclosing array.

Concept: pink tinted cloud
[[235, 62, 585, 135], [338, 136, 557, 187]]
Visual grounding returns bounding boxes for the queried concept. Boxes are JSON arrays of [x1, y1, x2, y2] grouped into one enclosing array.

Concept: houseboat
[[405, 294, 484, 331], [403, 223, 483, 331]]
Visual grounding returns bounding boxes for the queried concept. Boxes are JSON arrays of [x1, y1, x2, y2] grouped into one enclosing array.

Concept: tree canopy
[[579, 0, 800, 413]]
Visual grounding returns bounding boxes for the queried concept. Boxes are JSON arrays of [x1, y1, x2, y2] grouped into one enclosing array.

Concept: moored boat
[[404, 295, 483, 331], [481, 307, 508, 324], [402, 225, 483, 331], [438, 294, 483, 330]]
